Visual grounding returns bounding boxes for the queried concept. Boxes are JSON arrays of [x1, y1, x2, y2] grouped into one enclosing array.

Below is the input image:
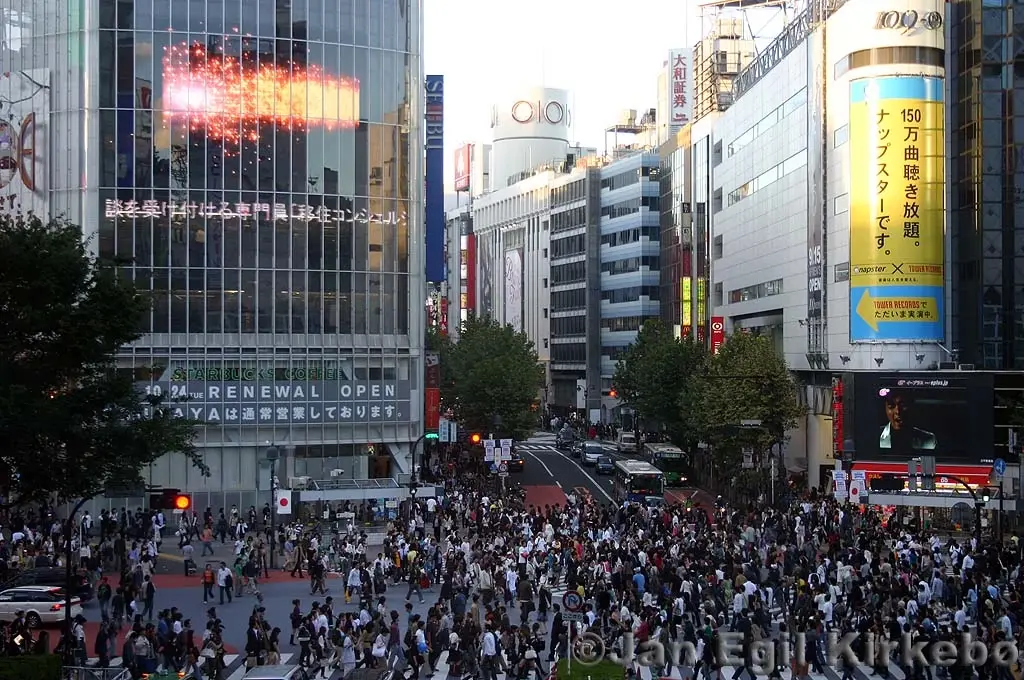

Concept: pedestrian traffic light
[[172, 493, 192, 511], [469, 433, 482, 444], [609, 389, 618, 398], [425, 432, 439, 440]]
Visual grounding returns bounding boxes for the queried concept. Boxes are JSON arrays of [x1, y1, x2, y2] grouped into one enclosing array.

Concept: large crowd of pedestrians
[[3, 448, 1024, 680]]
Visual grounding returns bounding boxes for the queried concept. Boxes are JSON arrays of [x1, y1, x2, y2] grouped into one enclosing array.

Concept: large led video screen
[[846, 372, 994, 464], [161, 40, 360, 145]]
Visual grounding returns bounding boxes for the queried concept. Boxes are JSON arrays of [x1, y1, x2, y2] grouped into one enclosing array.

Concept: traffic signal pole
[[63, 496, 90, 668]]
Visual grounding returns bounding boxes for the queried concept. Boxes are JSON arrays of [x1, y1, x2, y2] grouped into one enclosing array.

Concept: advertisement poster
[[425, 75, 445, 283], [453, 144, 471, 192], [504, 248, 523, 332], [0, 69, 49, 219], [847, 372, 993, 464], [680, 277, 692, 336], [848, 76, 945, 342], [805, 28, 826, 355], [478, 234, 494, 318]]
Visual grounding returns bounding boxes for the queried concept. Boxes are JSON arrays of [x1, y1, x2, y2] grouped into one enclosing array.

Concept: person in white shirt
[[216, 563, 233, 604]]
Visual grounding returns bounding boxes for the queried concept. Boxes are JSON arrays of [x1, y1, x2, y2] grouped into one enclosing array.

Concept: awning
[[851, 462, 993, 487]]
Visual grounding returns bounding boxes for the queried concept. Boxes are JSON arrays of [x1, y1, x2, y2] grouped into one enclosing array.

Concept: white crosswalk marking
[[88, 653, 241, 672]]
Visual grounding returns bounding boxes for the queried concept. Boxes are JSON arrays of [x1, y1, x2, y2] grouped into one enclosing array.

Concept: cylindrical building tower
[[1, 0, 425, 509], [490, 86, 571, 188]]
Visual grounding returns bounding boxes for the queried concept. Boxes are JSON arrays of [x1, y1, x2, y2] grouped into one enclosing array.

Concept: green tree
[[612, 319, 708, 447], [0, 214, 207, 507], [436, 314, 544, 437], [695, 331, 805, 475]]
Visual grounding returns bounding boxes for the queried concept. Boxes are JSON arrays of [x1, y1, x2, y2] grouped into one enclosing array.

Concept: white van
[[616, 431, 637, 453]]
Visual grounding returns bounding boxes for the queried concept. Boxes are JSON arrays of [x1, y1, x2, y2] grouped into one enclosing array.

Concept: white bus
[[612, 459, 665, 505]]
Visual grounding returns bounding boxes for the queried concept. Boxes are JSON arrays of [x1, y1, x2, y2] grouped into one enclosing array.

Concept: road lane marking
[[522, 450, 556, 478], [539, 445, 614, 503], [556, 481, 562, 488]]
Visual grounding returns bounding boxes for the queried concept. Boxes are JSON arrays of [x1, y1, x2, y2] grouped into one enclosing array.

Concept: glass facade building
[[1, 0, 425, 504], [948, 0, 1024, 369]]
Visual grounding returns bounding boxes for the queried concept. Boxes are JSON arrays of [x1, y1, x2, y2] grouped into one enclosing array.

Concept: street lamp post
[[265, 446, 280, 568]]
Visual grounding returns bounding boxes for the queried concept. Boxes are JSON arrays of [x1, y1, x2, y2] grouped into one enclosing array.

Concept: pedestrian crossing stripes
[[85, 653, 241, 670]]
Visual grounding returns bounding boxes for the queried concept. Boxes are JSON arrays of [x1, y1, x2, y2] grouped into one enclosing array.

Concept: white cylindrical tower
[[490, 87, 571, 188]]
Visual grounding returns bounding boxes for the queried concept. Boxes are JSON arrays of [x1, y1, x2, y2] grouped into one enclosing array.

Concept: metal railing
[[310, 477, 402, 491], [63, 667, 132, 680]]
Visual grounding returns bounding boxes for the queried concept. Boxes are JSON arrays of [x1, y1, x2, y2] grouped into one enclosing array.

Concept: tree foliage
[[693, 331, 806, 470], [0, 214, 207, 506], [612, 319, 707, 447], [434, 314, 544, 437]]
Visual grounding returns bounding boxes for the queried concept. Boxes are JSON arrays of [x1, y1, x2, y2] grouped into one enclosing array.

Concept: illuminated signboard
[[104, 199, 406, 225], [162, 42, 360, 144]]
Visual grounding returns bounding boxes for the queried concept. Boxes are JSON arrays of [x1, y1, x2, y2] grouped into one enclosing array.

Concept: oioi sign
[[511, 100, 568, 126]]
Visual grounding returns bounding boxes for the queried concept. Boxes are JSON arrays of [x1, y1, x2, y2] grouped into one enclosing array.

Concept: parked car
[[616, 431, 637, 454], [581, 443, 603, 466], [508, 451, 525, 472], [596, 456, 615, 475], [0, 568, 93, 603], [0, 586, 83, 628]]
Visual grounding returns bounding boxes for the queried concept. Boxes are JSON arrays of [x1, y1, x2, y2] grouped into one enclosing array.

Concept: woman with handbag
[[369, 627, 388, 669]]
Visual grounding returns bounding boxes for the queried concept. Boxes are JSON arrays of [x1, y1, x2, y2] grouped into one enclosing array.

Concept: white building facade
[[704, 0, 947, 485]]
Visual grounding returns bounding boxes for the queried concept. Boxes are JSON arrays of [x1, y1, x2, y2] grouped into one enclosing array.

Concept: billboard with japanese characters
[[138, 374, 412, 425], [848, 75, 945, 342]]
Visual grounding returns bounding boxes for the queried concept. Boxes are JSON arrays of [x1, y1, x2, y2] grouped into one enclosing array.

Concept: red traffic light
[[609, 389, 618, 398], [173, 494, 191, 511], [470, 433, 482, 444]]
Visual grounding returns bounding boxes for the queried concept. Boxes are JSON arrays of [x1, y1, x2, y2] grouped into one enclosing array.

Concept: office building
[[1, 0, 425, 508], [948, 0, 1024, 370]]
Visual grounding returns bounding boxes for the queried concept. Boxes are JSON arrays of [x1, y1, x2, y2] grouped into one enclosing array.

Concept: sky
[[423, 0, 700, 188]]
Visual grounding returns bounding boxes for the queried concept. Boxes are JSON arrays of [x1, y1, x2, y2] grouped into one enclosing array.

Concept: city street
[[514, 432, 713, 509]]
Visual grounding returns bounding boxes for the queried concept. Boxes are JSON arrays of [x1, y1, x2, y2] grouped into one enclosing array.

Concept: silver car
[[0, 585, 83, 628], [581, 443, 603, 466]]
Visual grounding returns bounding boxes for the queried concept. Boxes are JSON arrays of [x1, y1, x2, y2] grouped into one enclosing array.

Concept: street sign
[[483, 439, 496, 462], [562, 592, 583, 612], [499, 438, 513, 462], [994, 458, 1007, 476], [741, 447, 753, 469], [498, 471, 509, 478], [438, 418, 450, 443], [498, 462, 509, 473], [848, 479, 865, 504], [563, 612, 586, 623], [740, 419, 762, 427]]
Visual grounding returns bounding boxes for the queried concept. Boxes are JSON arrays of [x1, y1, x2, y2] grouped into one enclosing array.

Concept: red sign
[[832, 380, 845, 459], [453, 145, 471, 192], [439, 298, 449, 337], [425, 387, 441, 430], [852, 462, 992, 487], [710, 317, 725, 354]]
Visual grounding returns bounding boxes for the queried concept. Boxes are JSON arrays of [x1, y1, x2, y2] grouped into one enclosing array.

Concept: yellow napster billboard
[[848, 75, 944, 342]]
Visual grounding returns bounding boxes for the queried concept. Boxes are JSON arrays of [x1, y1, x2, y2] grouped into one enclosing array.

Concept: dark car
[[508, 451, 525, 472], [596, 456, 615, 475], [0, 568, 94, 603]]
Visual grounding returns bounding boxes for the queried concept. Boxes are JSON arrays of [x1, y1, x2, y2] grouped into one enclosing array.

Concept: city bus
[[612, 459, 665, 506], [644, 443, 690, 487]]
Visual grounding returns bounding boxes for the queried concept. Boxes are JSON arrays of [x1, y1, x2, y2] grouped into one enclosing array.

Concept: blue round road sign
[[562, 592, 583, 612], [994, 458, 1007, 476]]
